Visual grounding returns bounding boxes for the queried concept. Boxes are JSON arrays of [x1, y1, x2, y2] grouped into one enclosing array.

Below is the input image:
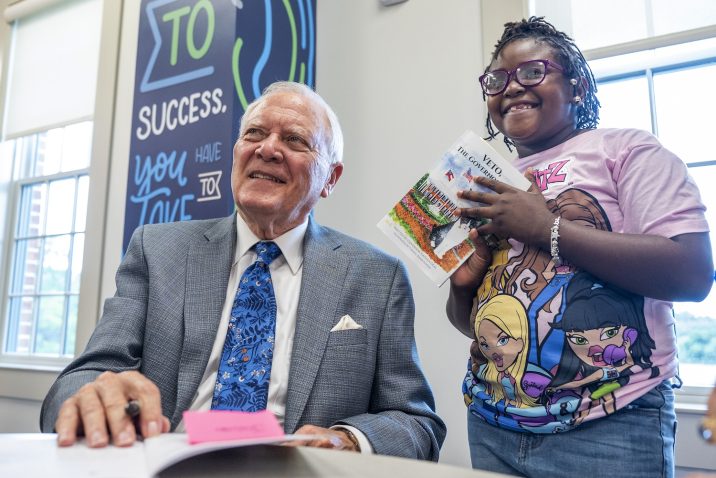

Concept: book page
[[0, 434, 147, 478], [377, 130, 529, 286]]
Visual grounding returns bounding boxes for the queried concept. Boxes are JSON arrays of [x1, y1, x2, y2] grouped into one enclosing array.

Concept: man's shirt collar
[[234, 213, 307, 274]]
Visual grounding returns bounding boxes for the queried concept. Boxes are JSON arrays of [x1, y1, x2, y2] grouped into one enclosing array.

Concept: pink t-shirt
[[463, 128, 709, 433]]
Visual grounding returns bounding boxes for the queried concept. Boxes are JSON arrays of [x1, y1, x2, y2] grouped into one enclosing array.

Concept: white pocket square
[[330, 314, 364, 332]]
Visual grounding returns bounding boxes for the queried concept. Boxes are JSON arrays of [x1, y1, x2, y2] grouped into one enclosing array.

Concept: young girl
[[446, 17, 713, 477]]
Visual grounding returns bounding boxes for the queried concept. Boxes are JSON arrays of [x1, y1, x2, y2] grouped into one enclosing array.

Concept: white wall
[[312, 0, 481, 466], [0, 397, 41, 432]]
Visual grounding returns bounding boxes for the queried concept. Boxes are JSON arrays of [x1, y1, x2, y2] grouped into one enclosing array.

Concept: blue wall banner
[[123, 0, 316, 250]]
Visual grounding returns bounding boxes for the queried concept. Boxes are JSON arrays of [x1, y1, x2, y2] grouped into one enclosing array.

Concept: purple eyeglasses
[[479, 59, 565, 96]]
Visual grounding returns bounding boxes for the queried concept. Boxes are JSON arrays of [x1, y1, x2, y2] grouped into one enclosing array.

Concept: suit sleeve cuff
[[331, 425, 373, 454]]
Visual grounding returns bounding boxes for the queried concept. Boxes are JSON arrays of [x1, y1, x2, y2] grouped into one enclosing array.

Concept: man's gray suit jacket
[[40, 214, 446, 461]]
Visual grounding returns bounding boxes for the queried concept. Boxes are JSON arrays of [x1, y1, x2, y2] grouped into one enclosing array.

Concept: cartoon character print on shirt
[[480, 188, 612, 373], [464, 295, 555, 431], [472, 295, 539, 408], [532, 159, 570, 192], [545, 271, 658, 424], [466, 185, 620, 432]]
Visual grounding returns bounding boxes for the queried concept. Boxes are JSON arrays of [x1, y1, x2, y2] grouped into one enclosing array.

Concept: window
[[0, 0, 102, 372], [0, 0, 120, 402], [2, 123, 91, 362], [591, 43, 716, 389], [530, 0, 716, 391]]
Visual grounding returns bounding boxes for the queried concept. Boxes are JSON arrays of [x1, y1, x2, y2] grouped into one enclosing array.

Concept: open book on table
[[144, 432, 309, 476], [377, 130, 530, 286], [143, 409, 311, 476], [0, 432, 310, 478]]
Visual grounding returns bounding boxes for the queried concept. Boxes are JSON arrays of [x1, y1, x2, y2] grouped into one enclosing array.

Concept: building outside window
[[2, 122, 91, 359]]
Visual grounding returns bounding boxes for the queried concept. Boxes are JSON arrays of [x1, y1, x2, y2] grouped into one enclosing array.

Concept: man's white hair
[[239, 81, 344, 165]]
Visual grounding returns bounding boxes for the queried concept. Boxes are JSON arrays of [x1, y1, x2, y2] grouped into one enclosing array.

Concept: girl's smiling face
[[486, 38, 580, 158]]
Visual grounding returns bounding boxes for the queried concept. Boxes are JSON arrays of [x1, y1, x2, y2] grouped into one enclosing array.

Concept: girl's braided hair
[[484, 16, 600, 149]]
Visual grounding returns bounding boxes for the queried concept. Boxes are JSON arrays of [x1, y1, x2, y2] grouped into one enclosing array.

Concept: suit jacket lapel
[[284, 218, 348, 433], [172, 214, 236, 426]]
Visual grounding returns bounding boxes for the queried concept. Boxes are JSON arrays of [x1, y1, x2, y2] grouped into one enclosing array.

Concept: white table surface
[[0, 433, 515, 478]]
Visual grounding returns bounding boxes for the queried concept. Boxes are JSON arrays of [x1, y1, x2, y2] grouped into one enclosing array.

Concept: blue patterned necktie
[[212, 241, 282, 411]]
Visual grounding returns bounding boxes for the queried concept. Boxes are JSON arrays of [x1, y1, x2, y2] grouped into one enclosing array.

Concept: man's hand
[[287, 425, 360, 452], [55, 370, 170, 448]]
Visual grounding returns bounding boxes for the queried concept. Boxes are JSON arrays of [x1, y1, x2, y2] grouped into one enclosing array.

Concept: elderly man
[[40, 81, 445, 460]]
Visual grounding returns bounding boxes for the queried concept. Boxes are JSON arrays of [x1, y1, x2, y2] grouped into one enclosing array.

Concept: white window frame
[[0, 0, 122, 401], [586, 42, 716, 407], [3, 157, 89, 362]]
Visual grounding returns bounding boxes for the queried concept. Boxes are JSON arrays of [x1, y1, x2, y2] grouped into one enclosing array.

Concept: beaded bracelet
[[550, 216, 563, 267]]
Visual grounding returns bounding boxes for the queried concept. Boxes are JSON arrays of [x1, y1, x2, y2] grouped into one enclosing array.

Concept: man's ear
[[321, 162, 343, 198]]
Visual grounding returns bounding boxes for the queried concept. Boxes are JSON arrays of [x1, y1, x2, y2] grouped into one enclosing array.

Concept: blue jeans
[[467, 381, 676, 478]]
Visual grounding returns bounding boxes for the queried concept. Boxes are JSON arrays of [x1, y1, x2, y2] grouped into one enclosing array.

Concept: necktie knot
[[254, 241, 282, 266]]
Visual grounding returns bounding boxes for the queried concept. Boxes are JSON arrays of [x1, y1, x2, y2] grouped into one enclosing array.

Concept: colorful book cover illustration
[[377, 130, 530, 286]]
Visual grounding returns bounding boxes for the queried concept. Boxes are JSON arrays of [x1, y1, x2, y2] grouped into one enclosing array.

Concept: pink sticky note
[[183, 409, 285, 444]]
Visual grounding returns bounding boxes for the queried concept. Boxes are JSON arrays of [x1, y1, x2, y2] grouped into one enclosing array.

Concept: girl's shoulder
[[517, 128, 664, 167], [566, 128, 665, 162], [580, 127, 659, 146]]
